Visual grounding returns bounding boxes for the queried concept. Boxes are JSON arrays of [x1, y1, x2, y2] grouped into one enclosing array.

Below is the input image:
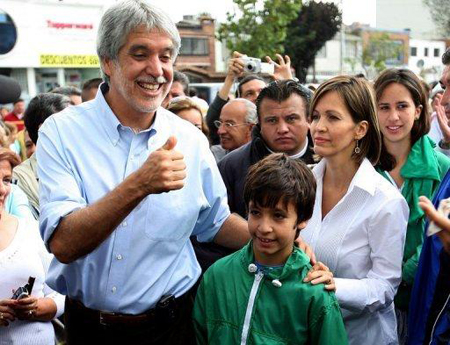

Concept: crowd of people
[[1, 0, 450, 344]]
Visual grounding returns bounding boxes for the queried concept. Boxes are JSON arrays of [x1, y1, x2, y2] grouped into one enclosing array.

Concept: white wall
[[409, 39, 446, 82], [0, 0, 106, 68], [376, 0, 437, 39]]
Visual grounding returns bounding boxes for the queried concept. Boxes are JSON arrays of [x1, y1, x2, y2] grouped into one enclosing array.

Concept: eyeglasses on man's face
[[214, 120, 249, 129]]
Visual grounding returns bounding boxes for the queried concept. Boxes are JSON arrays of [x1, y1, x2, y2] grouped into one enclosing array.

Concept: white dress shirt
[[301, 158, 409, 345]]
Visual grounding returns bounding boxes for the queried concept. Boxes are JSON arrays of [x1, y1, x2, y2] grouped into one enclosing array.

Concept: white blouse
[[0, 217, 65, 345], [301, 158, 409, 345]]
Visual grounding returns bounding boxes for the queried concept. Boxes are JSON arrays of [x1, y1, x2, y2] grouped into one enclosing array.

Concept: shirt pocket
[[143, 190, 199, 241]]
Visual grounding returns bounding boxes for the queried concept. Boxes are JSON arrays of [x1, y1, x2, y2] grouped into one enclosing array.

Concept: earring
[[354, 140, 361, 154]]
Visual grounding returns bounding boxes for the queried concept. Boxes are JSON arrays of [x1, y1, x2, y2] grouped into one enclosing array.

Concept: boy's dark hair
[[243, 153, 316, 238], [24, 93, 71, 144], [255, 79, 313, 123]]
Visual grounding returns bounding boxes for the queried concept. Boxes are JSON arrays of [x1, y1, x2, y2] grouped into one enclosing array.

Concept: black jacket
[[218, 125, 316, 218]]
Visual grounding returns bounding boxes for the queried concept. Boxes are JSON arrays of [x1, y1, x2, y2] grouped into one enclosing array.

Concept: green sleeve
[[402, 242, 423, 285], [436, 151, 450, 181], [309, 298, 348, 345], [192, 279, 208, 345]]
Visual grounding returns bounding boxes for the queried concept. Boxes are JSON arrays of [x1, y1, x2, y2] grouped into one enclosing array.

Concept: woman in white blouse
[[301, 76, 409, 345], [0, 148, 64, 344]]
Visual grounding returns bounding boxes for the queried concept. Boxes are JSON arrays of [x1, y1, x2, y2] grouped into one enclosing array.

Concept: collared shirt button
[[122, 221, 127, 227], [116, 254, 123, 260], [111, 286, 117, 293]]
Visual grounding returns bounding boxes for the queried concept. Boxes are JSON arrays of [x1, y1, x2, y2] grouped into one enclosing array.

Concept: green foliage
[[217, 0, 302, 59], [284, 1, 342, 82], [423, 0, 450, 36], [362, 33, 403, 75]]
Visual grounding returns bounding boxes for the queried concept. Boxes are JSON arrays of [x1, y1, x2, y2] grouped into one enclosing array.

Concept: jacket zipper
[[428, 292, 450, 345], [240, 271, 263, 345]]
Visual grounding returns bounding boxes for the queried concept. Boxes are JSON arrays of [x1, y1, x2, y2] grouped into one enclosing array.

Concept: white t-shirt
[[0, 217, 64, 345]]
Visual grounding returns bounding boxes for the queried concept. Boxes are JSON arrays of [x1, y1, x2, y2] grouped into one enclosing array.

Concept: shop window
[[434, 48, 440, 57], [411, 47, 417, 57]]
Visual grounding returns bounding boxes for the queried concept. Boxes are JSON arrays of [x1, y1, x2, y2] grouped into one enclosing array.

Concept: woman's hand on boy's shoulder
[[295, 236, 317, 265], [303, 262, 336, 292]]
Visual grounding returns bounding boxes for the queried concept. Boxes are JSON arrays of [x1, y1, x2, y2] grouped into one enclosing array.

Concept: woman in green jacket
[[374, 68, 450, 344]]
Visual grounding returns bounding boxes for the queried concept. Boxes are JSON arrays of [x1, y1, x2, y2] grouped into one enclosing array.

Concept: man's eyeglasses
[[214, 120, 249, 129]]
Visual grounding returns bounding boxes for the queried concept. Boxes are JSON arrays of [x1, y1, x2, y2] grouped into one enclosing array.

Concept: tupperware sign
[[47, 20, 93, 30]]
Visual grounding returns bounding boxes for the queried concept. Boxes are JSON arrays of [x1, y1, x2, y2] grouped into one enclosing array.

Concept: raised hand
[[435, 102, 450, 144], [227, 51, 245, 79], [266, 54, 294, 81]]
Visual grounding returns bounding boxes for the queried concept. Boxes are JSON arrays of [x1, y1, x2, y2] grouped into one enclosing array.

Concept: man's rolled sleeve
[[37, 117, 86, 249]]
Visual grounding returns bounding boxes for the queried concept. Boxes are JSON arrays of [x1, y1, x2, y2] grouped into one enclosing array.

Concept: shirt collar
[[314, 158, 376, 196], [266, 136, 309, 158], [95, 83, 166, 148], [95, 83, 122, 147]]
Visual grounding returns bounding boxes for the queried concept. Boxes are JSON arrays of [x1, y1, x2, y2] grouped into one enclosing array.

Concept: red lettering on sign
[[47, 20, 93, 30]]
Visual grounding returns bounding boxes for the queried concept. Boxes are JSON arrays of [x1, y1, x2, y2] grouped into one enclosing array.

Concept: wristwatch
[[439, 139, 450, 150]]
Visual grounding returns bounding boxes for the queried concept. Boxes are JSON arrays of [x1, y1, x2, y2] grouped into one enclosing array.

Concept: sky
[[148, 0, 377, 27]]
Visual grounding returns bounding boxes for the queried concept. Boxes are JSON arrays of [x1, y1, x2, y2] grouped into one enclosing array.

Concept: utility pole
[[340, 0, 345, 75]]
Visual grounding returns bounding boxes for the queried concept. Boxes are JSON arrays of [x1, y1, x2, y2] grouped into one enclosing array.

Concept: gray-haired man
[[37, 1, 248, 343], [210, 98, 257, 162]]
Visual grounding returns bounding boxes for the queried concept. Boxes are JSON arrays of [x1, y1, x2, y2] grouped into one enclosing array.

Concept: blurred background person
[[4, 99, 25, 131], [162, 70, 190, 108], [0, 107, 9, 121], [81, 78, 103, 102], [167, 96, 209, 138], [13, 93, 71, 220], [206, 51, 294, 145], [50, 86, 82, 106]]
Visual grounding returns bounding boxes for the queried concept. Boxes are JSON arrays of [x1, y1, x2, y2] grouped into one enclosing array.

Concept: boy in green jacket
[[193, 153, 348, 345]]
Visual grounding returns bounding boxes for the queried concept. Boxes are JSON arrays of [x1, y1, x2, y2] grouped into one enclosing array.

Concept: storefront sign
[[47, 20, 94, 30], [40, 54, 100, 67]]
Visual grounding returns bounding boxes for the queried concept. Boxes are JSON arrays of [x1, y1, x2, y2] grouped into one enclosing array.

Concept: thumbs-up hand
[[158, 136, 177, 151], [136, 136, 186, 194]]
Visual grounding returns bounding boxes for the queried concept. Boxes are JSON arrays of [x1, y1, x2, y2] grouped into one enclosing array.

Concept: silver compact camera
[[241, 56, 274, 74]]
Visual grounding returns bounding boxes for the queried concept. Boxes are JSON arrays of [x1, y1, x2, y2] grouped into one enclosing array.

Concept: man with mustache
[[36, 1, 249, 344], [218, 79, 316, 218]]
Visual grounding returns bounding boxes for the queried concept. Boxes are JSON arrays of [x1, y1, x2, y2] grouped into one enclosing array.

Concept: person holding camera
[[0, 148, 64, 344], [206, 51, 294, 145]]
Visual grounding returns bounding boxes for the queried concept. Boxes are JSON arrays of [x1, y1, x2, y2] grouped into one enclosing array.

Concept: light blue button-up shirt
[[37, 85, 230, 314]]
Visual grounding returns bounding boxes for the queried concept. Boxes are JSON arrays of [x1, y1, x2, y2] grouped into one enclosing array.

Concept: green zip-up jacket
[[377, 135, 450, 310], [193, 242, 348, 345]]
